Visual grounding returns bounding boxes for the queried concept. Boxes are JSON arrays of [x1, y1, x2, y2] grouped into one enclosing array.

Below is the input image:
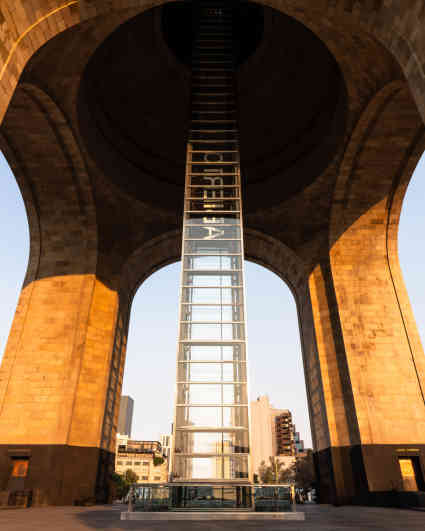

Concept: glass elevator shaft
[[171, 0, 250, 483]]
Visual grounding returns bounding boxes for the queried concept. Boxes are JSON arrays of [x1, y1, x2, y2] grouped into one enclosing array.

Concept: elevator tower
[[171, 1, 251, 483]]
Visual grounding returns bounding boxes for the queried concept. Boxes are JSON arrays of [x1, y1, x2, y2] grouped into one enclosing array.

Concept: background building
[[117, 395, 134, 437], [160, 434, 172, 461], [250, 395, 307, 478], [115, 434, 168, 483]]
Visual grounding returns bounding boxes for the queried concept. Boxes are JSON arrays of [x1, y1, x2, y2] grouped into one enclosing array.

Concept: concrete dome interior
[[78, 1, 347, 213]]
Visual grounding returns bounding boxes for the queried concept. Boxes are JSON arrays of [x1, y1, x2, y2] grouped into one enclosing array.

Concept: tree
[[279, 463, 295, 484], [153, 456, 164, 466], [258, 456, 285, 484], [110, 472, 130, 500], [124, 469, 138, 485], [293, 450, 316, 491]]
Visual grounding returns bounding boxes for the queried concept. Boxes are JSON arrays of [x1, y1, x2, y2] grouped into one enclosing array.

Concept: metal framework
[[171, 1, 250, 483]]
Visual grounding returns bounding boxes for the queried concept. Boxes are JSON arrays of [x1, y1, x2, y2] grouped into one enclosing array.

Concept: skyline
[[0, 151, 425, 451]]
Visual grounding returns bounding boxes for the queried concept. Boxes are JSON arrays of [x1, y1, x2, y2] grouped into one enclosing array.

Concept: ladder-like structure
[[171, 0, 251, 483]]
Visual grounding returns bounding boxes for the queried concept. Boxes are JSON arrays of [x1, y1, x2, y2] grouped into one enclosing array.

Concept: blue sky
[[0, 151, 424, 449]]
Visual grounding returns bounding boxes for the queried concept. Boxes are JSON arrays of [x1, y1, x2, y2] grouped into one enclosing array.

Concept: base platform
[[121, 511, 305, 521]]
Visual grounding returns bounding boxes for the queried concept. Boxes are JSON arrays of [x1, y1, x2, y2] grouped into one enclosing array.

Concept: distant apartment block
[[117, 395, 134, 437], [250, 395, 305, 477], [115, 434, 168, 483]]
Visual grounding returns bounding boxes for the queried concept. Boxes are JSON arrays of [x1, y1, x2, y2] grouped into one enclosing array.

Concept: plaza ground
[[0, 504, 425, 530]]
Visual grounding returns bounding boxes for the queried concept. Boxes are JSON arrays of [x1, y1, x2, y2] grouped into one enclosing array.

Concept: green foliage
[[293, 450, 316, 491], [258, 456, 285, 483], [153, 456, 165, 467], [272, 450, 316, 490], [279, 464, 295, 483], [124, 469, 139, 484], [110, 472, 130, 500]]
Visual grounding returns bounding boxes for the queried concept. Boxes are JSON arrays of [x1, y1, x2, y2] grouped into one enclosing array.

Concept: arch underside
[[0, 0, 424, 506]]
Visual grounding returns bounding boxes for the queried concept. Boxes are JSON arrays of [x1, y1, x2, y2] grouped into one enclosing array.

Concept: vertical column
[[171, 1, 250, 483]]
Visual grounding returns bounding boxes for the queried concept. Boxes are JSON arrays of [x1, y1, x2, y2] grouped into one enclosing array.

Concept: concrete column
[[309, 82, 425, 505], [0, 275, 120, 505], [0, 83, 123, 505]]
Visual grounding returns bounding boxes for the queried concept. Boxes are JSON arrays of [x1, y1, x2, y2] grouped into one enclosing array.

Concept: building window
[[154, 476, 161, 481], [134, 461, 141, 466], [143, 461, 149, 466], [126, 461, 132, 465], [11, 459, 29, 478], [141, 476, 148, 481], [117, 461, 123, 465], [399, 457, 425, 491]]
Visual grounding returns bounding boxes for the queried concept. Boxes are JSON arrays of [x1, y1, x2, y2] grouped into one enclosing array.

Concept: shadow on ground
[[1, 504, 425, 530]]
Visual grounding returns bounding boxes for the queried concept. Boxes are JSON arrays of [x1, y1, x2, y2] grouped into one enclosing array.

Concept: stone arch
[[0, 1, 424, 122], [0, 0, 424, 507]]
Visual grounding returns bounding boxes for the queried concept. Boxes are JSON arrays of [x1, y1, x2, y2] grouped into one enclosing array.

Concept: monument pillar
[[0, 276, 121, 505], [0, 84, 125, 505], [307, 82, 425, 505]]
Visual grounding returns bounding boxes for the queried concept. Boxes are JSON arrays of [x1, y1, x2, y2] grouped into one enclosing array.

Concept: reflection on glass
[[182, 305, 243, 322], [178, 345, 245, 362], [182, 287, 243, 304], [181, 323, 244, 341], [174, 456, 249, 480], [178, 362, 247, 382], [184, 255, 242, 271]]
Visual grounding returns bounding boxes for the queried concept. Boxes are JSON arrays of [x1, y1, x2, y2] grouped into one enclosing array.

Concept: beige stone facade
[[115, 436, 168, 484], [250, 396, 296, 477]]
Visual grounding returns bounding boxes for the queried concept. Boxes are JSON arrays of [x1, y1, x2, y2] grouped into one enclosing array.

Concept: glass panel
[[184, 273, 238, 287], [182, 287, 243, 304], [178, 363, 222, 381], [178, 384, 222, 405], [179, 345, 222, 361], [166, 486, 253, 510], [176, 406, 222, 428], [224, 456, 249, 479], [178, 362, 247, 382], [189, 174, 238, 187], [182, 305, 239, 322], [184, 255, 241, 271], [222, 362, 247, 381], [186, 225, 241, 239], [184, 240, 241, 254], [175, 430, 249, 455], [180, 323, 244, 340], [223, 384, 247, 404], [181, 323, 221, 340], [222, 406, 249, 428], [221, 345, 241, 361], [173, 457, 249, 480]]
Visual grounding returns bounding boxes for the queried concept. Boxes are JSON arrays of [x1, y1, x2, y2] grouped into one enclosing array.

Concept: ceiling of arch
[[6, 0, 409, 275], [78, 2, 347, 213]]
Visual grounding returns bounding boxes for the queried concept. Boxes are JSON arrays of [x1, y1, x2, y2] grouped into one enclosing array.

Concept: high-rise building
[[293, 429, 305, 455], [117, 395, 134, 437], [275, 411, 294, 456], [250, 396, 302, 477], [170, 3, 250, 484]]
